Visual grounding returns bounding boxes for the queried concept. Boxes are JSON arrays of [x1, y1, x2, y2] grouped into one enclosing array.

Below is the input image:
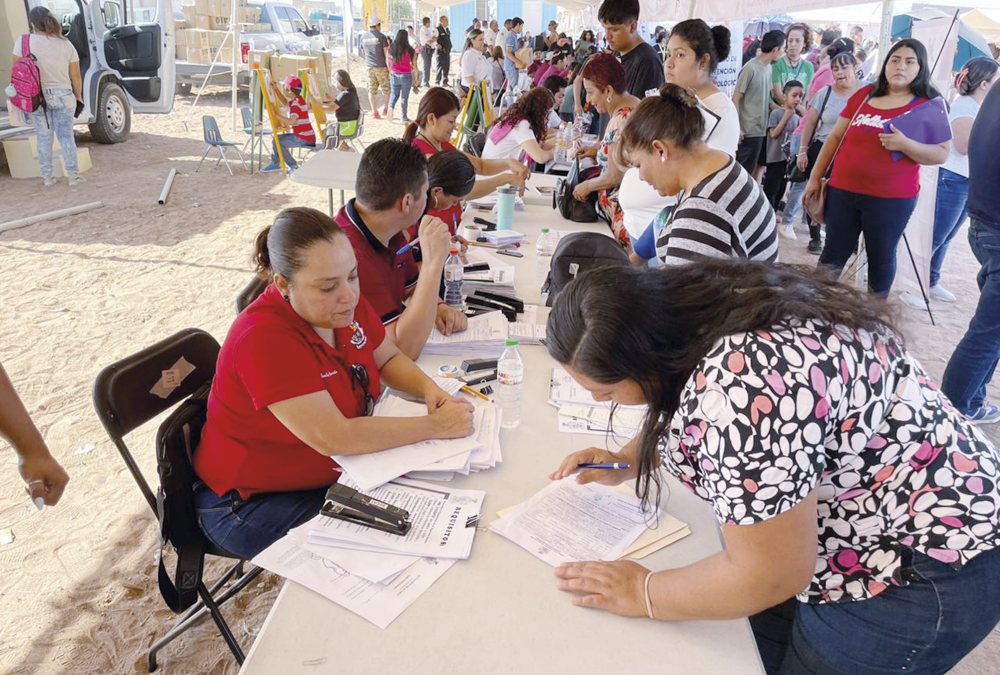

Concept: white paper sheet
[[252, 540, 455, 629], [287, 517, 421, 583], [489, 478, 651, 566], [332, 396, 480, 491], [308, 478, 485, 559], [423, 311, 509, 357], [548, 367, 646, 412]]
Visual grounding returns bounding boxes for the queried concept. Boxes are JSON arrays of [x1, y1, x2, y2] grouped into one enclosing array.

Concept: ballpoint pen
[[576, 463, 631, 470], [397, 236, 419, 256]]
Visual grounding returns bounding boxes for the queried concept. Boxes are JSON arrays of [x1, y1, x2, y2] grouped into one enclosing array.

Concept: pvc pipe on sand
[[0, 201, 104, 234], [158, 168, 178, 205]]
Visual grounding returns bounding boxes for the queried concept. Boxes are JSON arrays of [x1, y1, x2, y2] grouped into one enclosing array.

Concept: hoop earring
[[606, 95, 613, 104]]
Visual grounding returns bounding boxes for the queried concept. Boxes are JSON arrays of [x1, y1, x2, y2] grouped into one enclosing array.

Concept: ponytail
[[403, 121, 419, 142], [956, 57, 999, 97], [252, 226, 273, 280]]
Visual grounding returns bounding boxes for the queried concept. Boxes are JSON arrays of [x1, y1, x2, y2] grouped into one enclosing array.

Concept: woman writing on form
[[547, 261, 1000, 675], [193, 208, 474, 558]]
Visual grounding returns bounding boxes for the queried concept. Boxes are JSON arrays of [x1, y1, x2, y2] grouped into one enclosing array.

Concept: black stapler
[[321, 483, 412, 535]]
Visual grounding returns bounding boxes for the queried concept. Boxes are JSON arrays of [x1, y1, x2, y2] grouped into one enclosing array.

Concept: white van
[[1, 0, 175, 143]]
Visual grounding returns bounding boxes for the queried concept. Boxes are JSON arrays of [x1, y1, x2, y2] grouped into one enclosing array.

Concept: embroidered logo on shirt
[[349, 321, 367, 349], [320, 371, 339, 378]]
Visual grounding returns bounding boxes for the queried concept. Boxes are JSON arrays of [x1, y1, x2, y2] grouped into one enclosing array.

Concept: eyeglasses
[[350, 363, 375, 417]]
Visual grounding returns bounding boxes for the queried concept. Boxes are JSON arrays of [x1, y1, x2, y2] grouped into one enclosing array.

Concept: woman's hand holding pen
[[429, 398, 475, 438], [550, 448, 637, 486]]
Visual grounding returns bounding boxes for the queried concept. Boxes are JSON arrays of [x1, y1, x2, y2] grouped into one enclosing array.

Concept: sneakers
[[260, 163, 282, 173], [42, 176, 55, 187], [900, 291, 928, 311], [967, 405, 1000, 425], [387, 107, 394, 122], [68, 173, 86, 187], [778, 223, 797, 240], [930, 285, 956, 302], [372, 111, 382, 120], [807, 238, 823, 255], [401, 117, 412, 124]]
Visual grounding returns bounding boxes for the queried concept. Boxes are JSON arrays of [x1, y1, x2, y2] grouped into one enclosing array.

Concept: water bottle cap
[[541, 228, 549, 233], [450, 246, 459, 253], [506, 339, 519, 346]]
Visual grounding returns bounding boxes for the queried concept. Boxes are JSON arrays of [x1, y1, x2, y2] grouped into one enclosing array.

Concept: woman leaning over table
[[480, 86, 557, 167], [12, 7, 85, 187], [804, 38, 951, 297], [192, 208, 474, 559], [404, 87, 527, 202], [571, 52, 640, 247], [547, 260, 1000, 675]]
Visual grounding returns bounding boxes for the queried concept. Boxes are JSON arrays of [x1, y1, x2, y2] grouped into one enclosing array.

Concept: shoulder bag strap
[[824, 91, 870, 179], [21, 34, 31, 60]]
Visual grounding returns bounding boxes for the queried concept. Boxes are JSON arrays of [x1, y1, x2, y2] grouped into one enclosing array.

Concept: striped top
[[655, 159, 778, 266], [288, 96, 316, 143]]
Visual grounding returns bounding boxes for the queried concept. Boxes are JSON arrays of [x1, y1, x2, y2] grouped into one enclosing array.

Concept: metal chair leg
[[233, 147, 249, 172], [195, 146, 212, 173], [219, 148, 234, 176], [147, 564, 264, 671]]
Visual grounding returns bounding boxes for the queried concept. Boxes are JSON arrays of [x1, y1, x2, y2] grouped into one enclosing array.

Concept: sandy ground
[[0, 71, 998, 674]]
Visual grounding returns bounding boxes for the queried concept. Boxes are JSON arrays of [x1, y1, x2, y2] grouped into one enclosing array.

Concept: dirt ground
[[0, 76, 998, 674]]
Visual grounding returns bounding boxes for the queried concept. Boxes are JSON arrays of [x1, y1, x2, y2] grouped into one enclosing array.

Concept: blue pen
[[577, 463, 630, 470], [396, 236, 419, 257]]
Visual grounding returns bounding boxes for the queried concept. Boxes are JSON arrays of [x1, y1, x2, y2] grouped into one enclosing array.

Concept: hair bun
[[711, 25, 731, 62], [659, 83, 698, 108]]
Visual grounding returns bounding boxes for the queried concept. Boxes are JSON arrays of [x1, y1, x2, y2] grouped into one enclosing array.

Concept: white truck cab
[[1, 0, 175, 143]]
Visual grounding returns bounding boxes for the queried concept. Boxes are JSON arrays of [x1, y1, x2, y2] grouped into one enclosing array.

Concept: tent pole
[[344, 0, 352, 78], [232, 0, 240, 132], [878, 0, 894, 73]]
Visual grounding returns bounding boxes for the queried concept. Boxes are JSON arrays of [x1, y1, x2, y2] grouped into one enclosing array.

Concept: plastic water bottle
[[497, 339, 524, 428], [554, 122, 567, 163], [536, 228, 555, 290], [444, 247, 464, 310]]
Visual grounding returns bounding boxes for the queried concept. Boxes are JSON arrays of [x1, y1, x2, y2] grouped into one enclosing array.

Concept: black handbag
[[553, 158, 600, 223]]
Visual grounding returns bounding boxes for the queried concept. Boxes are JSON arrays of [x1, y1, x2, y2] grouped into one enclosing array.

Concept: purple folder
[[883, 97, 952, 162]]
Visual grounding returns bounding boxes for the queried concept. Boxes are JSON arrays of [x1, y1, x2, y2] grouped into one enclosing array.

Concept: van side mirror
[[101, 0, 123, 29]]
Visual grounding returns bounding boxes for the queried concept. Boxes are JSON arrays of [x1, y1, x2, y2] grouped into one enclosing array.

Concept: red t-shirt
[[194, 284, 385, 498], [829, 86, 928, 199], [336, 199, 421, 325], [288, 96, 316, 143], [412, 137, 463, 235]]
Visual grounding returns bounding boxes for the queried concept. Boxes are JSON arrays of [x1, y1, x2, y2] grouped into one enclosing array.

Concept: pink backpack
[[9, 35, 45, 114]]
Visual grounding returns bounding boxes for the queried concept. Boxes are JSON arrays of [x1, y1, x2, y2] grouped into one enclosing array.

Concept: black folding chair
[[92, 328, 264, 672], [235, 276, 269, 315]]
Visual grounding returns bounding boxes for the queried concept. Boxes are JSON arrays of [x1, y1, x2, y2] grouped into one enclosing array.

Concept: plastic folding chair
[[92, 328, 265, 672], [196, 115, 248, 175], [235, 276, 269, 314], [240, 106, 271, 155]]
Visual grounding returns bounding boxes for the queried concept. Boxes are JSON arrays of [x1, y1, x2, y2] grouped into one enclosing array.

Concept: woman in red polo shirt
[[193, 207, 475, 558], [804, 39, 951, 296], [403, 87, 528, 206]]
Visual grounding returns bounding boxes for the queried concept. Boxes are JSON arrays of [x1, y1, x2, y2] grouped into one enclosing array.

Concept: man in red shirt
[[336, 139, 468, 359], [263, 75, 317, 173]]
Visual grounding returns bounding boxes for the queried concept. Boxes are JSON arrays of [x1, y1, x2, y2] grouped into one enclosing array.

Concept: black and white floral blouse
[[661, 319, 1000, 603]]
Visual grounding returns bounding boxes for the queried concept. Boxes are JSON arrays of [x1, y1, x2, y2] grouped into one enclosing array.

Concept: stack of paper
[[508, 304, 546, 345], [549, 367, 648, 435], [483, 230, 525, 246], [333, 387, 500, 490], [252, 477, 486, 629], [490, 478, 690, 567], [462, 247, 516, 297], [422, 310, 509, 357]]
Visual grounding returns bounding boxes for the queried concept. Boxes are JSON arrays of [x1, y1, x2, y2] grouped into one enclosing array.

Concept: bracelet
[[644, 571, 656, 619], [797, 152, 807, 157]]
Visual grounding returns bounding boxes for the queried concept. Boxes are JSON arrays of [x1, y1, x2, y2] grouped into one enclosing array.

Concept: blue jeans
[[929, 168, 970, 288], [783, 135, 805, 225], [503, 63, 518, 90], [941, 219, 1000, 414], [29, 88, 78, 177], [818, 186, 918, 295], [389, 72, 413, 119], [270, 133, 314, 170], [752, 547, 1000, 675], [193, 480, 327, 559]]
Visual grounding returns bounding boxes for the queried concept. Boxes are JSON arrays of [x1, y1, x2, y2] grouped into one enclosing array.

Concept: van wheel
[[88, 81, 131, 144], [177, 82, 192, 95]]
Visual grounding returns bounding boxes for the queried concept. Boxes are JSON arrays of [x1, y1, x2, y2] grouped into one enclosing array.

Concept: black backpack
[[553, 158, 602, 223], [542, 232, 629, 307]]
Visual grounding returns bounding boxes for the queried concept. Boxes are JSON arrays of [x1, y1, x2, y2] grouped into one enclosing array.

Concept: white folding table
[[238, 204, 765, 675]]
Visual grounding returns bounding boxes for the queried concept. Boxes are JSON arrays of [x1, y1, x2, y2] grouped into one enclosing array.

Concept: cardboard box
[[186, 29, 211, 47], [182, 6, 197, 24], [176, 43, 186, 60], [194, 0, 211, 15], [206, 29, 226, 47], [175, 28, 188, 48], [3, 137, 92, 179], [248, 49, 276, 71], [270, 54, 313, 84], [186, 45, 211, 63], [211, 0, 226, 17]]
